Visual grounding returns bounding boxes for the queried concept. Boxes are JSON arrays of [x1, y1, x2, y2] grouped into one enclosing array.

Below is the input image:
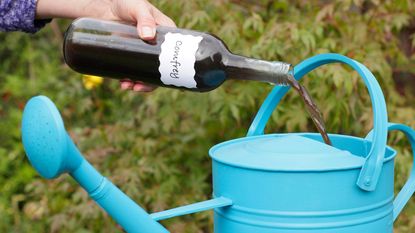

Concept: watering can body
[[210, 133, 396, 233], [21, 54, 415, 233]]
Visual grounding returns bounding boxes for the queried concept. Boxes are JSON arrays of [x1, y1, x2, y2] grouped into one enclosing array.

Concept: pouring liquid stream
[[280, 74, 332, 145]]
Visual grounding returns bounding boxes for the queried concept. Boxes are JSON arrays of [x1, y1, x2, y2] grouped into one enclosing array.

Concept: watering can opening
[[209, 133, 396, 172], [300, 133, 397, 161]]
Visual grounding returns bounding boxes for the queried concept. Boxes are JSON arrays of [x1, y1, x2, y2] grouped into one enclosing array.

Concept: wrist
[[35, 0, 114, 20]]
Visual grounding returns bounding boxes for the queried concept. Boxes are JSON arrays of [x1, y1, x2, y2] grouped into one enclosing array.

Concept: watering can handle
[[367, 123, 415, 222], [246, 53, 388, 191]]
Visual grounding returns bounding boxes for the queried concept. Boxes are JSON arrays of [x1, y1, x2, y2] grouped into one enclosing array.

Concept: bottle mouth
[[270, 62, 292, 86]]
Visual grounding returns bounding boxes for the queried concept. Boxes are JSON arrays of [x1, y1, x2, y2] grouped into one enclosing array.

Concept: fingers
[[120, 80, 134, 90], [132, 83, 157, 92], [133, 1, 157, 40], [115, 0, 176, 39], [120, 80, 157, 92]]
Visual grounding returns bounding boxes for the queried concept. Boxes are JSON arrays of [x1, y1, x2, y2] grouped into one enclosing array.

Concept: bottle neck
[[223, 53, 292, 85]]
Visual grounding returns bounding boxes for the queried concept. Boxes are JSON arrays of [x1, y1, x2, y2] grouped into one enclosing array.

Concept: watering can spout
[[21, 96, 169, 233]]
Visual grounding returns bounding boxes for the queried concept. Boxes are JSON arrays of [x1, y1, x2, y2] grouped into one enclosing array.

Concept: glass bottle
[[63, 18, 292, 92]]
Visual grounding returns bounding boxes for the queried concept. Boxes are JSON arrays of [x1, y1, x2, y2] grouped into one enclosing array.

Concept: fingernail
[[133, 84, 144, 91], [121, 82, 132, 90], [141, 26, 155, 38]]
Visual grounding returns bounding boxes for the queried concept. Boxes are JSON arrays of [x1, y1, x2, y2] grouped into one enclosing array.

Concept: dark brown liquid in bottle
[[286, 75, 332, 145]]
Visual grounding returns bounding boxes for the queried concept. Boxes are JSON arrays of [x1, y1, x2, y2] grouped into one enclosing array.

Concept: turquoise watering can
[[21, 54, 415, 233]]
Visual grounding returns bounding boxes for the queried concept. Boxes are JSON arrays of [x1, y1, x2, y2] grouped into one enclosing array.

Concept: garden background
[[0, 0, 414, 232]]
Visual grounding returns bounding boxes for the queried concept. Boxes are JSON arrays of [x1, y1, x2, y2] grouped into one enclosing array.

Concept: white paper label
[[159, 32, 203, 88]]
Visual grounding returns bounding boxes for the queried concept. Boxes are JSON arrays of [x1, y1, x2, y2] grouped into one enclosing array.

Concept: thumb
[[134, 2, 157, 40]]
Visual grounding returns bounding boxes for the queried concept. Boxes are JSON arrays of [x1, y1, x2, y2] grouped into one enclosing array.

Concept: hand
[[120, 80, 157, 92], [105, 0, 176, 92], [36, 0, 176, 38], [104, 0, 176, 39], [36, 0, 176, 92]]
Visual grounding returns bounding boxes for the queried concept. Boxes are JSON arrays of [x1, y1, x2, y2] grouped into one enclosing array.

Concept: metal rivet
[[364, 177, 371, 186]]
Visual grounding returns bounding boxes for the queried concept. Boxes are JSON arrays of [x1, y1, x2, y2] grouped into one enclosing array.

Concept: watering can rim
[[209, 132, 396, 172]]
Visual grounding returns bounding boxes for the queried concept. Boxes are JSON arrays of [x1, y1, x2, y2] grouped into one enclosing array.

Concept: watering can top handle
[[246, 53, 388, 191]]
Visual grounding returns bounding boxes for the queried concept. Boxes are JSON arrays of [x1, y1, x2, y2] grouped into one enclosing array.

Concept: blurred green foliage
[[0, 0, 414, 232]]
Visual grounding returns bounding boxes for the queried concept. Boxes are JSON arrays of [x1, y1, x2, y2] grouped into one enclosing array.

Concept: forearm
[[35, 0, 114, 20], [0, 0, 50, 33]]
